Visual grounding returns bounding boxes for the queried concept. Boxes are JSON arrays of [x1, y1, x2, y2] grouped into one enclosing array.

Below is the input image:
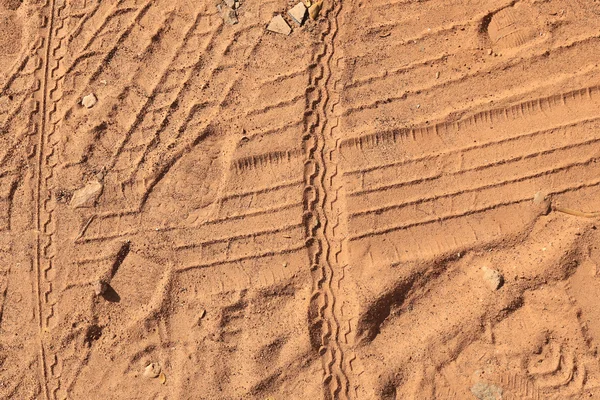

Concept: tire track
[[339, 84, 600, 170], [302, 0, 354, 398], [30, 1, 102, 398], [45, 8, 214, 393], [53, 0, 154, 123], [32, 1, 59, 398], [349, 133, 600, 216], [349, 165, 600, 242]]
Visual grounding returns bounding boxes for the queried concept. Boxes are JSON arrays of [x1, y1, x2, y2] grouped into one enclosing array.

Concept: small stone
[[471, 381, 503, 400], [196, 309, 206, 325], [308, 1, 322, 20], [288, 2, 307, 25], [533, 191, 551, 214], [487, 48, 493, 55], [143, 363, 161, 379], [223, 0, 235, 8], [234, 1, 239, 9], [220, 6, 238, 25], [267, 15, 291, 35], [93, 280, 107, 296], [436, 71, 440, 79], [533, 191, 545, 204], [70, 180, 103, 208], [81, 93, 97, 108], [482, 266, 504, 291]]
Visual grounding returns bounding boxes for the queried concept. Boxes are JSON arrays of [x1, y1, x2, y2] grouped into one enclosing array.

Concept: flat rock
[[471, 381, 503, 400], [223, 0, 235, 8], [267, 15, 291, 35], [482, 266, 504, 291], [70, 181, 103, 208], [143, 363, 161, 379], [219, 6, 238, 25], [81, 93, 97, 108], [288, 2, 307, 25], [533, 190, 546, 204]]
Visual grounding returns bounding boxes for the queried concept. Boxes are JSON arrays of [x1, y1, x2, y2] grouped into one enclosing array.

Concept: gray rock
[[220, 6, 238, 25], [81, 93, 97, 108], [482, 266, 504, 291], [471, 381, 503, 400], [533, 191, 551, 215], [93, 280, 107, 296], [70, 181, 103, 208]]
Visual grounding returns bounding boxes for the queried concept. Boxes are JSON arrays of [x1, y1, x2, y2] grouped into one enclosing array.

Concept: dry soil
[[2, 0, 600, 399]]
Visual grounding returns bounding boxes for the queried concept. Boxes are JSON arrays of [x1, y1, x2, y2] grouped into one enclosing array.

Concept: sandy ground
[[1, 0, 600, 399]]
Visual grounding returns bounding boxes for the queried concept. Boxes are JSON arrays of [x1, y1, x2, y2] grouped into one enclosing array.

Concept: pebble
[[143, 363, 161, 379], [533, 191, 551, 215], [267, 15, 291, 35], [224, 0, 235, 8], [487, 48, 493, 55], [70, 180, 103, 208], [196, 308, 206, 325], [219, 5, 238, 25], [533, 191, 546, 204], [288, 2, 307, 25], [93, 280, 108, 296], [308, 1, 322, 20], [482, 266, 504, 291], [81, 93, 97, 108]]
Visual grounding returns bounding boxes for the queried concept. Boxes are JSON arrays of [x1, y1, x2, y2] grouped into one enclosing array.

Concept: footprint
[[143, 133, 238, 227], [486, 3, 539, 50]]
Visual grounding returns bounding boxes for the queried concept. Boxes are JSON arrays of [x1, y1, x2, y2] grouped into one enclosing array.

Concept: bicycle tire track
[[32, 0, 69, 398], [302, 0, 354, 398]]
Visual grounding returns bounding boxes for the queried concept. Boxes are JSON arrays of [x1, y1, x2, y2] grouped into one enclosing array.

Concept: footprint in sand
[[144, 133, 239, 227]]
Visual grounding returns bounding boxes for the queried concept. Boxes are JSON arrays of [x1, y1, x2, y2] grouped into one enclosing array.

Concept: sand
[[1, 0, 600, 399]]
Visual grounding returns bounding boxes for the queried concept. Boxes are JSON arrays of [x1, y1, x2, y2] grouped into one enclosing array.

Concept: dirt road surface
[[2, 0, 600, 399]]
